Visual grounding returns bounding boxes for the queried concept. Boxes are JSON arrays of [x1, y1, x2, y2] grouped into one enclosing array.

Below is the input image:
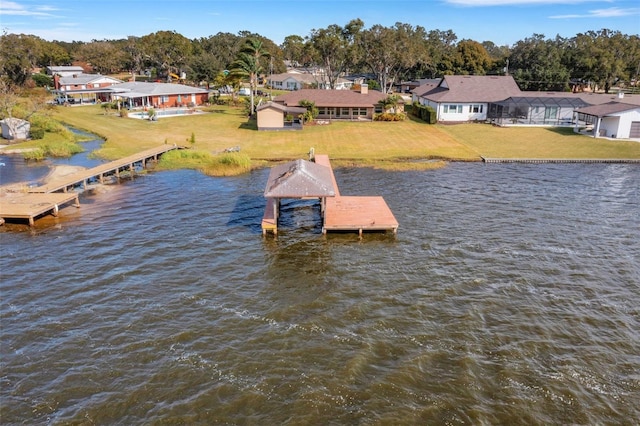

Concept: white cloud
[[444, 0, 608, 5], [550, 6, 640, 18], [0, 1, 56, 16]]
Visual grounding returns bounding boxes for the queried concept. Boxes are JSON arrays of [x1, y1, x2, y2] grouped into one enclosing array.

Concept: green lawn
[[48, 105, 640, 171], [437, 123, 640, 159]]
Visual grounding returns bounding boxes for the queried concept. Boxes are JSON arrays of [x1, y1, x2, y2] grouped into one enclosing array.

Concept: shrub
[[43, 140, 84, 157], [411, 102, 436, 124], [119, 109, 128, 118], [158, 149, 251, 176], [374, 112, 406, 121], [29, 114, 67, 133], [31, 73, 53, 87], [23, 148, 46, 161], [29, 126, 45, 139], [298, 99, 319, 122]]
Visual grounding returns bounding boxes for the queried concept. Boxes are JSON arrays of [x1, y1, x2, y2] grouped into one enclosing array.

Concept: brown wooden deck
[[323, 196, 398, 235], [1, 145, 181, 225]]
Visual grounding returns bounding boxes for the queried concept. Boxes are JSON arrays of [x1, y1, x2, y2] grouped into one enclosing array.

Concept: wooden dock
[[28, 145, 181, 193], [262, 154, 398, 236], [314, 155, 398, 235], [1, 145, 181, 225], [0, 192, 80, 225]]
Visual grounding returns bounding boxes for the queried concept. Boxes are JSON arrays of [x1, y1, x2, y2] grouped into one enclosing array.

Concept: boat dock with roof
[[262, 154, 398, 236]]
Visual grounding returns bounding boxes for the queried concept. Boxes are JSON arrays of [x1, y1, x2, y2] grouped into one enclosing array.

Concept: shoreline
[[0, 164, 87, 197]]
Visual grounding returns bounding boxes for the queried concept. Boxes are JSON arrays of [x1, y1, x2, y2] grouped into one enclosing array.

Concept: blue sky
[[1, 0, 638, 46]]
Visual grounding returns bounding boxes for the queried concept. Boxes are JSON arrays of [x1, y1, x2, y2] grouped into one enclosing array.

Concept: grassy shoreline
[[5, 103, 639, 175]]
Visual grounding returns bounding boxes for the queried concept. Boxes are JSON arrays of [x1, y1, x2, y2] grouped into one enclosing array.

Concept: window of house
[[444, 105, 463, 113], [161, 95, 169, 104], [544, 107, 558, 120], [469, 104, 483, 113], [357, 108, 367, 116], [318, 107, 326, 115], [341, 108, 350, 116]]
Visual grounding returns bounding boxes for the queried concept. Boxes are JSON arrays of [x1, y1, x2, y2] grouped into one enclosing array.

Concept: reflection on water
[[1, 162, 639, 424]]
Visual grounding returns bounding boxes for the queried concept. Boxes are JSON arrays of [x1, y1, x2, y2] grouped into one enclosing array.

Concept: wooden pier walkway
[[29, 145, 180, 193], [0, 144, 181, 225], [262, 154, 398, 236]]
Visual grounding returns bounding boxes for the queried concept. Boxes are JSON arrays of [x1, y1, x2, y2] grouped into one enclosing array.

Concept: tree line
[[1, 20, 638, 94]]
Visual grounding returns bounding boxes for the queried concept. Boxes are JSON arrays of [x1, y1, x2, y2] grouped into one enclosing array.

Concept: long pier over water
[[0, 145, 181, 225]]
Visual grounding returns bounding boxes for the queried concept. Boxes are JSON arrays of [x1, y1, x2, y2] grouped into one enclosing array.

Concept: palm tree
[[230, 39, 270, 116]]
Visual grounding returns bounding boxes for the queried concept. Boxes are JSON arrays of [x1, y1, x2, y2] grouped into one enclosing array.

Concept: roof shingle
[[274, 89, 389, 108]]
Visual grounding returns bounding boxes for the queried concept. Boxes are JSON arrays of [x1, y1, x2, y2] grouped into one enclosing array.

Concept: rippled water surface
[[1, 161, 639, 425]]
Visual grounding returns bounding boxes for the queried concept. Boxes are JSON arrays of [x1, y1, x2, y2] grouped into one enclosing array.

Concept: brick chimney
[[360, 84, 368, 94], [53, 74, 60, 90]]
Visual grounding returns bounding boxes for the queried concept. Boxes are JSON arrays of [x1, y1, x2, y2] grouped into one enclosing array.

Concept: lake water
[[1, 145, 639, 424]]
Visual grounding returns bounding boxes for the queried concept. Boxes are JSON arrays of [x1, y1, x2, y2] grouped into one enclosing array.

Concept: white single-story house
[[575, 101, 640, 139], [1, 118, 30, 140], [267, 72, 353, 91], [256, 102, 307, 131], [412, 75, 640, 138], [412, 75, 522, 122]]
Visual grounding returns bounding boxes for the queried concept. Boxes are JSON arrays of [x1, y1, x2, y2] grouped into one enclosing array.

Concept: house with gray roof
[[267, 72, 352, 91], [412, 75, 640, 138], [46, 66, 86, 77], [52, 73, 123, 104], [108, 82, 209, 109], [412, 75, 521, 122], [575, 100, 640, 139]]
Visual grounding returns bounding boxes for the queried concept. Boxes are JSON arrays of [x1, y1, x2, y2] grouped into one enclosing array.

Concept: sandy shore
[[1, 164, 87, 197], [43, 165, 87, 181]]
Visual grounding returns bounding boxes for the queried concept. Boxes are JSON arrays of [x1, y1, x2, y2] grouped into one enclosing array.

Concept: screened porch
[[487, 96, 590, 126]]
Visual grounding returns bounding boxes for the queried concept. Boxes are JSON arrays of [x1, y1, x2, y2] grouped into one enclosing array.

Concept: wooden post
[[52, 204, 59, 217]]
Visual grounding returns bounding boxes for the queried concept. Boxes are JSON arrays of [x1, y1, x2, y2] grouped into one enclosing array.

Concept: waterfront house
[[575, 100, 640, 139], [273, 85, 399, 121], [412, 75, 522, 122], [52, 73, 123, 104], [108, 82, 209, 109], [412, 75, 640, 138]]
